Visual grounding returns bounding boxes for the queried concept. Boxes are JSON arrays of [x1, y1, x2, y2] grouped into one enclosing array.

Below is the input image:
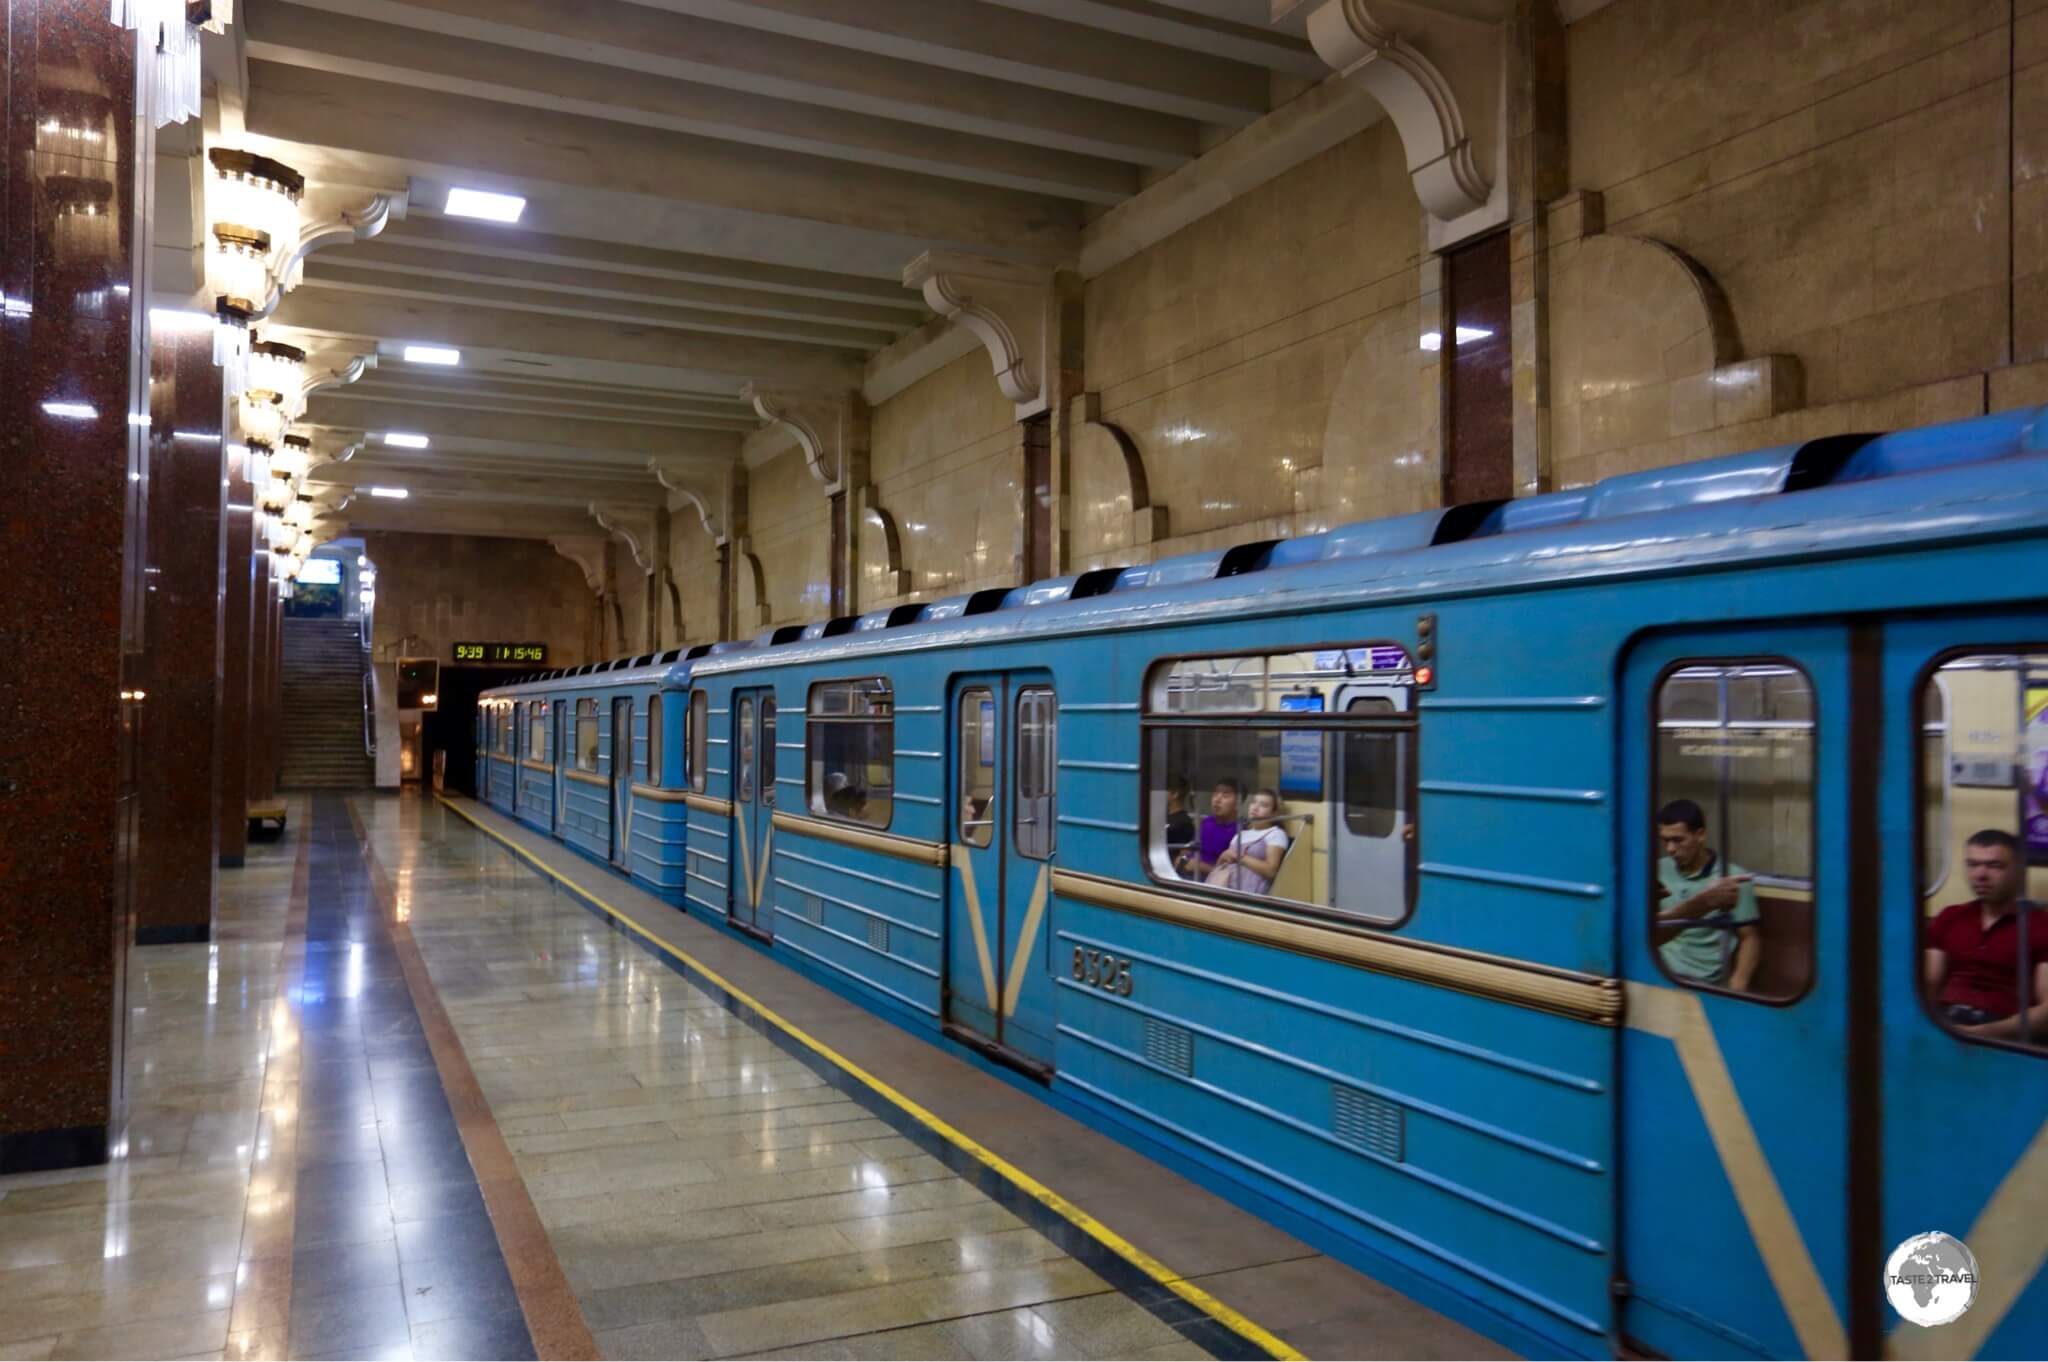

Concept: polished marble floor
[[2, 791, 1506, 1361], [355, 795, 1220, 1361]]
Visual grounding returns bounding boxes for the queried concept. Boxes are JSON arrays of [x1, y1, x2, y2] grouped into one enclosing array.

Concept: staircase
[[280, 617, 374, 789]]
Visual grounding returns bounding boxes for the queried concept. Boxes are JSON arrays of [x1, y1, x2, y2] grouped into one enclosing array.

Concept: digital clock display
[[453, 641, 548, 664]]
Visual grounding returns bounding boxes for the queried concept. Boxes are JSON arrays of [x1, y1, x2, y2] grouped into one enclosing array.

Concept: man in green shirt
[[1654, 798, 1762, 991]]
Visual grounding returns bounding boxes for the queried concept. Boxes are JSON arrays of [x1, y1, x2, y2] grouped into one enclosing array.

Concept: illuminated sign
[[298, 557, 343, 585], [453, 642, 548, 665]]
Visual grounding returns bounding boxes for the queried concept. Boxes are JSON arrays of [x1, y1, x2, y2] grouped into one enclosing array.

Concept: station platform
[[0, 790, 1513, 1361]]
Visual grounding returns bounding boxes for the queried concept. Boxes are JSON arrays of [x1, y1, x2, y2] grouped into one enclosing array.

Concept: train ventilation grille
[[1332, 1084, 1405, 1162], [867, 916, 889, 953], [1142, 1019, 1194, 1076]]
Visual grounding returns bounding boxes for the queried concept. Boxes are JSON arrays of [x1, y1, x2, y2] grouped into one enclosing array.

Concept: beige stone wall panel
[[2017, 2, 2048, 363], [1571, 0, 2017, 413], [865, 351, 1024, 606], [669, 511, 722, 648], [364, 531, 598, 669], [747, 446, 831, 628]]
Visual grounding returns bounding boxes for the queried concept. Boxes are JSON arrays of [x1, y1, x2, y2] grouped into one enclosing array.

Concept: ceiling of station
[[216, 0, 1333, 540]]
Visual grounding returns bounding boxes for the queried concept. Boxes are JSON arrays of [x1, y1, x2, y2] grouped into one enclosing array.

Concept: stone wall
[[671, 508, 722, 648], [363, 531, 598, 668], [677, 0, 2048, 637], [864, 350, 1023, 607], [745, 445, 831, 630]]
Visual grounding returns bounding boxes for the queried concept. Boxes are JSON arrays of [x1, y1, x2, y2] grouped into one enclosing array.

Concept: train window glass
[[689, 690, 707, 792], [807, 678, 893, 829], [1015, 687, 1056, 860], [959, 689, 995, 849], [1923, 678, 1950, 896], [1917, 652, 2048, 1055], [510, 703, 522, 756], [761, 697, 777, 808], [1652, 661, 1814, 1002], [528, 705, 546, 762], [575, 699, 599, 772], [737, 697, 756, 802], [1143, 648, 1418, 926], [647, 695, 662, 787]]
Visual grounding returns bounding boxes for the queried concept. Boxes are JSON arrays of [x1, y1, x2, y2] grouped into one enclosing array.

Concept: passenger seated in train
[[822, 771, 865, 820], [1653, 798, 1762, 991], [1924, 829, 2048, 1044], [1164, 777, 1196, 862], [1174, 778, 1242, 879], [1207, 788, 1290, 896]]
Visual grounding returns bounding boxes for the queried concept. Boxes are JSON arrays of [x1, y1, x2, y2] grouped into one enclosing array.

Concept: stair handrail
[[362, 669, 377, 758]]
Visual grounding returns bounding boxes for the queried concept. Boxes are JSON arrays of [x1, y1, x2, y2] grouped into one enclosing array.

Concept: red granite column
[[218, 448, 252, 864], [248, 550, 277, 802], [0, 0, 141, 1173], [133, 326, 225, 944]]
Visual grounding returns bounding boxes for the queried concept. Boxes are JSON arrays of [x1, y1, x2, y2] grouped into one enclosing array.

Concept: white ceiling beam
[[305, 395, 754, 452], [272, 287, 869, 393], [625, 0, 1270, 125], [299, 260, 894, 353], [243, 61, 1082, 265], [335, 240, 914, 334], [979, 0, 1324, 74], [247, 3, 1140, 205], [280, 0, 1203, 168]]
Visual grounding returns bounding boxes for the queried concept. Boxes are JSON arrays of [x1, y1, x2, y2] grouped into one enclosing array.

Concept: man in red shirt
[[1924, 829, 2048, 1045]]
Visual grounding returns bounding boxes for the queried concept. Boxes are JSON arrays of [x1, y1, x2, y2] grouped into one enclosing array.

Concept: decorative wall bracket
[[740, 384, 867, 490], [1295, 0, 1500, 229], [648, 459, 727, 542], [902, 252, 1054, 420], [589, 504, 657, 576], [250, 190, 409, 322], [303, 351, 378, 402], [548, 535, 611, 596]]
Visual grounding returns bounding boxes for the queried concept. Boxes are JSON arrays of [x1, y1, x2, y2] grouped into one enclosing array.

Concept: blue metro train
[[481, 406, 2048, 1360]]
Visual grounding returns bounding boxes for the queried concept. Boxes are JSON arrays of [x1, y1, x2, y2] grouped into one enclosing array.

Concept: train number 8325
[[1071, 947, 1133, 996]]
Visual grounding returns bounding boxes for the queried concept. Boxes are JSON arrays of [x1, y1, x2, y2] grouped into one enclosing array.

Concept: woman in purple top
[[1174, 779, 1242, 879]]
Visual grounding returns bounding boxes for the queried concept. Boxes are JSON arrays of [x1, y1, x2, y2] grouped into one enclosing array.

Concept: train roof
[[680, 404, 2048, 681]]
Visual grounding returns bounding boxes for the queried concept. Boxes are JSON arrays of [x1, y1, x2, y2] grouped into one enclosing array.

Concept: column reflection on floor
[[289, 795, 536, 1362], [356, 792, 1218, 1362]]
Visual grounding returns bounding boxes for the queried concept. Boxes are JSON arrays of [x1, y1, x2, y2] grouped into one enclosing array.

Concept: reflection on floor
[[359, 794, 1219, 1362]]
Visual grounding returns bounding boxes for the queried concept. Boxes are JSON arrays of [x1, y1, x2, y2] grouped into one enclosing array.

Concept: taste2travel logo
[[1884, 1232, 1979, 1328]]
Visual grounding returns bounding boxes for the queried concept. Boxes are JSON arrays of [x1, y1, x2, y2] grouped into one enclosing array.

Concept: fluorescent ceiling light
[[403, 345, 461, 366], [382, 432, 430, 449], [444, 187, 525, 223], [42, 401, 97, 419], [367, 486, 409, 499]]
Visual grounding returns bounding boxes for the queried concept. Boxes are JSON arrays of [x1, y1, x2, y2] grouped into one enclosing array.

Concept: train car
[[659, 406, 2048, 1361], [477, 649, 708, 902]]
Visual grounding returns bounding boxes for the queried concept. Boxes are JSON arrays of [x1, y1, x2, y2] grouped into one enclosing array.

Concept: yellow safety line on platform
[[436, 794, 1305, 1362]]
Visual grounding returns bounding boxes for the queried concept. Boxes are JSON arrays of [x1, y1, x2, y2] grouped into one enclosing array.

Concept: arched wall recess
[[856, 486, 912, 601], [1066, 392, 1168, 567], [1547, 212, 1803, 488]]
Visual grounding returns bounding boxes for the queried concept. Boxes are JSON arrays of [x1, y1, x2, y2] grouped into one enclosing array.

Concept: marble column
[[0, 0, 141, 1173], [248, 552, 277, 802], [218, 448, 253, 864], [134, 326, 226, 944]]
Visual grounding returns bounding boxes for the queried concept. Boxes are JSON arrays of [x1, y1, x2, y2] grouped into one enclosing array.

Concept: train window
[[761, 697, 777, 807], [508, 703, 520, 756], [484, 705, 495, 753], [689, 690, 707, 792], [1917, 651, 2048, 1055], [528, 705, 547, 762], [1652, 661, 1814, 1001], [647, 695, 663, 787], [1015, 687, 1056, 860], [575, 698, 599, 772], [1143, 648, 1417, 926], [807, 678, 893, 829], [959, 689, 995, 848]]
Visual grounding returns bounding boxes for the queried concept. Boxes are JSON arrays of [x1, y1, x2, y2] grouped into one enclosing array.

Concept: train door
[[610, 697, 632, 870], [551, 700, 566, 834], [1329, 681, 1410, 891], [944, 671, 1057, 1079], [729, 687, 775, 941], [1618, 626, 1854, 1359], [1879, 616, 2048, 1359]]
